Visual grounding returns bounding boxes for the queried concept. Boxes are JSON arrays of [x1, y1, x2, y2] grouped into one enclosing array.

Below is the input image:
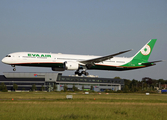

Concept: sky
[[0, 0, 167, 81]]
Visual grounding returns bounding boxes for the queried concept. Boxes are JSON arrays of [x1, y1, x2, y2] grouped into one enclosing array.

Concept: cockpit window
[[6, 55, 11, 57]]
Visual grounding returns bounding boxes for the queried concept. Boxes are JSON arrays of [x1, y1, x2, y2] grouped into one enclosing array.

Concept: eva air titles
[[28, 53, 51, 58]]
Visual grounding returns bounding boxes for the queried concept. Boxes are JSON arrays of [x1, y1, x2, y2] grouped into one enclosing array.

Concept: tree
[[32, 84, 36, 91], [105, 89, 109, 93], [82, 85, 84, 91], [124, 79, 131, 87], [158, 79, 165, 84], [131, 84, 134, 92], [72, 84, 78, 91], [0, 83, 8, 92], [72, 84, 76, 91], [53, 84, 57, 91], [123, 85, 129, 93], [64, 84, 67, 92], [114, 76, 121, 79], [13, 83, 18, 91], [130, 79, 139, 92], [90, 85, 93, 91], [41, 85, 45, 91]]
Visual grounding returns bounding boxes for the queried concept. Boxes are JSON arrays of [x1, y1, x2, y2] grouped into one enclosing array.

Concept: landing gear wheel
[[75, 71, 82, 76], [75, 71, 79, 75], [85, 72, 89, 76], [13, 68, 16, 71], [78, 73, 82, 76], [81, 71, 89, 76], [81, 71, 86, 75]]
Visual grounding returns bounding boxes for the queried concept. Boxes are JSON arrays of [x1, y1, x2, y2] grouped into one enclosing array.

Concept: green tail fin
[[132, 39, 157, 61]]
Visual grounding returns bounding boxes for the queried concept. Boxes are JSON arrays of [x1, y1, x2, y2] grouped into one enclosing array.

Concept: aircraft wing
[[141, 60, 164, 66], [79, 49, 132, 66]]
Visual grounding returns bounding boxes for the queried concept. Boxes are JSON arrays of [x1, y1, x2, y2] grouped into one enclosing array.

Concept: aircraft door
[[53, 58, 57, 62]]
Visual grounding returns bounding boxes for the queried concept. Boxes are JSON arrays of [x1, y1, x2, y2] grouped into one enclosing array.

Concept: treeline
[[122, 77, 167, 93]]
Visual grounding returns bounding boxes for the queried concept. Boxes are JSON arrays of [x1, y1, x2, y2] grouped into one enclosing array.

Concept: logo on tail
[[140, 44, 151, 56]]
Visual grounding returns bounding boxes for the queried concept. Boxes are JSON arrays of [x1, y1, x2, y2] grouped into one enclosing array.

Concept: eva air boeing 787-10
[[2, 39, 162, 76]]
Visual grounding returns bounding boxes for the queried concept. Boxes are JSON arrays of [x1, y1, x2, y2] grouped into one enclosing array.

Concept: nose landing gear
[[11, 65, 16, 71], [13, 68, 16, 71]]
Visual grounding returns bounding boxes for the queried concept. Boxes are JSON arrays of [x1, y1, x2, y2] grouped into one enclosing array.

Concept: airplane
[[1, 39, 162, 76]]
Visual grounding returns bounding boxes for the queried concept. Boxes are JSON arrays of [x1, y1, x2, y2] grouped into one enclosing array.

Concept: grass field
[[0, 92, 167, 120]]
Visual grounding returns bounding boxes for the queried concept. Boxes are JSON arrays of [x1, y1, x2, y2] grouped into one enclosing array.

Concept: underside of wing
[[79, 49, 132, 67]]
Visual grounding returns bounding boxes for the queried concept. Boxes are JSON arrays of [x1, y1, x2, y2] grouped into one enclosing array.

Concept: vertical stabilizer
[[132, 39, 157, 61]]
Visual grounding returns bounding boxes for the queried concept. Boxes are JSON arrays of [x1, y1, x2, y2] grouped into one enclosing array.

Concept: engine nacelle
[[65, 61, 79, 70]]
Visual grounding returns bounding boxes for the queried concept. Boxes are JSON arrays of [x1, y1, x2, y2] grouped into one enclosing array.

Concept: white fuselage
[[2, 52, 132, 68]]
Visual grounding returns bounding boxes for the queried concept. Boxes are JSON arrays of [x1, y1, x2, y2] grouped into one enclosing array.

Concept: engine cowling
[[52, 61, 79, 71], [65, 61, 79, 70]]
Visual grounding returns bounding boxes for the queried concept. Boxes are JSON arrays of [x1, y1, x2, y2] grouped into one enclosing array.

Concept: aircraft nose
[[2, 58, 6, 64]]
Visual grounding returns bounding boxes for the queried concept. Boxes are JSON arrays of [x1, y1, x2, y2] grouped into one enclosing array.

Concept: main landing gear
[[11, 65, 16, 71], [75, 68, 89, 76]]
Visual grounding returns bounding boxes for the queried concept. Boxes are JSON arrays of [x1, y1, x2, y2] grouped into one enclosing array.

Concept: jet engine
[[64, 61, 79, 70], [51, 61, 79, 71]]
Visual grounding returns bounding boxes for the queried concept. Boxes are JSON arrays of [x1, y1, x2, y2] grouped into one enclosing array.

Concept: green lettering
[[45, 55, 51, 57], [32, 54, 36, 57], [41, 54, 45, 57], [27, 54, 51, 58], [47, 55, 51, 57], [36, 54, 40, 57]]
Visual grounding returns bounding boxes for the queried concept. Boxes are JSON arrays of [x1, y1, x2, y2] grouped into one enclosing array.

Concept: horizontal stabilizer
[[141, 60, 164, 66]]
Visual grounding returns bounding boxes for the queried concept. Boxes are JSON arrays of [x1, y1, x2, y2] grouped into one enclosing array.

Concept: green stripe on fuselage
[[89, 63, 146, 71], [14, 63, 64, 68], [121, 59, 146, 68]]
